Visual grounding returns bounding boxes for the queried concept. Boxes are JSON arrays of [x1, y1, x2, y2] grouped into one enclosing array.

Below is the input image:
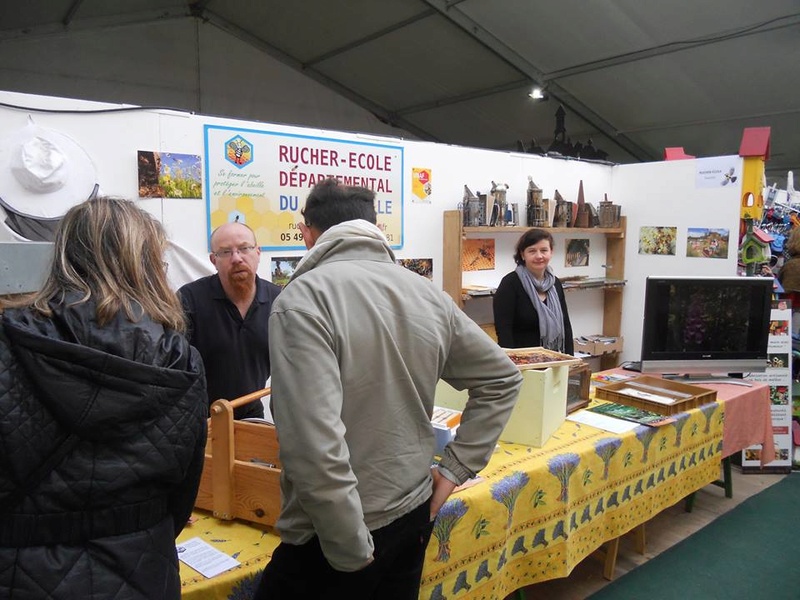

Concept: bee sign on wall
[[205, 124, 404, 250]]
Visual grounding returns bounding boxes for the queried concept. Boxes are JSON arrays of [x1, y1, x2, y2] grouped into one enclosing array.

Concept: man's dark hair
[[302, 178, 377, 232]]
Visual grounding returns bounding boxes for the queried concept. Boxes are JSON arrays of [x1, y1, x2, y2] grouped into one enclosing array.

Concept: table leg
[[603, 536, 621, 580], [709, 455, 733, 498]]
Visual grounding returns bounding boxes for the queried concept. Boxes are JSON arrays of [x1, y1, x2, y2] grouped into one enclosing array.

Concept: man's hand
[[430, 467, 457, 520]]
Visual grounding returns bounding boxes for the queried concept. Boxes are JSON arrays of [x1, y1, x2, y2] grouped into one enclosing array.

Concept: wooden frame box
[[594, 375, 717, 415], [567, 362, 591, 413], [436, 347, 581, 447], [195, 388, 281, 526]]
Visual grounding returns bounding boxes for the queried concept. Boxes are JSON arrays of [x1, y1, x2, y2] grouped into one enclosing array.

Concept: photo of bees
[[462, 238, 495, 271], [138, 150, 202, 199], [638, 226, 677, 256], [397, 258, 433, 280]]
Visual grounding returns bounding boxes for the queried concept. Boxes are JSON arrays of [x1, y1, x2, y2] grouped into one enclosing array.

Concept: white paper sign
[[695, 155, 740, 189], [177, 537, 241, 578], [567, 410, 639, 434]]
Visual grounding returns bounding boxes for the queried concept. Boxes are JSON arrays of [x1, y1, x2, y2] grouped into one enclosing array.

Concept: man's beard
[[226, 267, 256, 297]]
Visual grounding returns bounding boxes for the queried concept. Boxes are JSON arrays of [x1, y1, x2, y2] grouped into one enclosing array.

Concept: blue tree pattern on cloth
[[428, 582, 446, 600], [635, 426, 658, 462], [672, 412, 690, 447], [531, 528, 549, 548], [476, 559, 492, 581], [226, 572, 261, 600], [552, 519, 567, 541], [453, 570, 472, 593], [490, 471, 530, 528], [432, 497, 468, 562], [594, 437, 622, 480], [547, 452, 580, 502], [497, 547, 508, 570], [512, 535, 528, 555], [700, 403, 718, 433], [581, 504, 593, 523]]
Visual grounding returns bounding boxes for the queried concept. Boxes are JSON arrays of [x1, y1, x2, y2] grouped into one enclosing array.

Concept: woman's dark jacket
[[492, 271, 575, 354], [0, 298, 207, 599]]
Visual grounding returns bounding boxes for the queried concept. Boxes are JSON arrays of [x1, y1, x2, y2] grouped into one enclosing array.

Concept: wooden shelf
[[443, 210, 626, 370], [464, 225, 625, 237]]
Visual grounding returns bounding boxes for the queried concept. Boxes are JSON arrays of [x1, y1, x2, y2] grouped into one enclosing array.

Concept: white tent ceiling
[[1, 0, 798, 185]]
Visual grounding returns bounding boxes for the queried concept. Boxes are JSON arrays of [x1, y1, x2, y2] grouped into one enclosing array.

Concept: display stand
[[442, 210, 626, 370], [742, 299, 793, 473]]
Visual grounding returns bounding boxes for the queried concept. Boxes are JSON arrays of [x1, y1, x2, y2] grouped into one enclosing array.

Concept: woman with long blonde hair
[[0, 197, 207, 599]]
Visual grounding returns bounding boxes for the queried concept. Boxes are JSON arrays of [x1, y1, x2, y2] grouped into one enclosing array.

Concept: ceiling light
[[529, 86, 548, 101]]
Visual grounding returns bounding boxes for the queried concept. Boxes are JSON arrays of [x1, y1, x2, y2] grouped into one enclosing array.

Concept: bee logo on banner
[[226, 136, 253, 167], [205, 125, 404, 250]]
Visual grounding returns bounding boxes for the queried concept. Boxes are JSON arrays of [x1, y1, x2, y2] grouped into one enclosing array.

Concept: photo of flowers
[[686, 227, 729, 259], [461, 238, 495, 271], [397, 258, 434, 279], [638, 226, 677, 256], [270, 256, 302, 287], [138, 151, 202, 199]]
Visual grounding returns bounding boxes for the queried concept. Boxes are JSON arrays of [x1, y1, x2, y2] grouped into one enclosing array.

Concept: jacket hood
[[291, 219, 395, 282], [2, 299, 202, 441]]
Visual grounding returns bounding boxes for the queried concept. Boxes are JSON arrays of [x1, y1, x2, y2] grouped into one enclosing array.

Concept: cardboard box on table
[[435, 348, 581, 447], [574, 335, 624, 355], [194, 388, 281, 526]]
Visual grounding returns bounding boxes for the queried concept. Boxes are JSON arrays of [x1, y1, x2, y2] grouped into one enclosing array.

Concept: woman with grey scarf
[[493, 228, 574, 353]]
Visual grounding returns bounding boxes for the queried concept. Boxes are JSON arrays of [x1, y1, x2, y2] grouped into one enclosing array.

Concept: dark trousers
[[252, 498, 434, 600]]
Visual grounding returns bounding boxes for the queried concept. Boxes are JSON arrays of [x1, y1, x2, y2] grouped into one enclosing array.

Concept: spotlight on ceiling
[[528, 86, 549, 101]]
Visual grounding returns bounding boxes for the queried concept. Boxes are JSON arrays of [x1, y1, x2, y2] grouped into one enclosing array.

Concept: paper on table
[[177, 537, 240, 578], [567, 409, 640, 434]]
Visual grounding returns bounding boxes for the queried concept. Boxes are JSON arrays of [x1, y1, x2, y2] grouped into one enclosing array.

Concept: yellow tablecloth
[[178, 512, 277, 600], [420, 401, 722, 599], [180, 400, 723, 600]]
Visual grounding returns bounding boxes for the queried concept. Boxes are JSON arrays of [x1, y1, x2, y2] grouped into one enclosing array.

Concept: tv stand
[[661, 374, 754, 387]]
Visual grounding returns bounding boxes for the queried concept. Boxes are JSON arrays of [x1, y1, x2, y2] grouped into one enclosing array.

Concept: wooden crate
[[194, 388, 282, 526], [594, 375, 717, 415]]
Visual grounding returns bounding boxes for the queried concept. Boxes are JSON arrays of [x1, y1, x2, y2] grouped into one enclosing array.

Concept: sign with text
[[742, 300, 793, 472], [204, 125, 404, 250]]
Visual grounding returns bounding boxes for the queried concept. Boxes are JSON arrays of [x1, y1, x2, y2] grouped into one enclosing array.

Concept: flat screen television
[[639, 275, 772, 381]]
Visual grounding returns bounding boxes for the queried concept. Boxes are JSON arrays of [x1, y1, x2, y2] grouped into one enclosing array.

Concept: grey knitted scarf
[[515, 264, 565, 352]]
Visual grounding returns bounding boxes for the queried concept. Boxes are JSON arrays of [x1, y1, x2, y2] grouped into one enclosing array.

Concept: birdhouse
[[740, 224, 772, 274], [739, 127, 770, 221]]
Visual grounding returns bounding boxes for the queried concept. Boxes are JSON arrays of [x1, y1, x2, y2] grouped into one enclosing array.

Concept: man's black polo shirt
[[179, 274, 281, 419]]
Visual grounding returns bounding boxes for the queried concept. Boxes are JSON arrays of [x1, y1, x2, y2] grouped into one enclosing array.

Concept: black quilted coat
[[0, 299, 207, 599]]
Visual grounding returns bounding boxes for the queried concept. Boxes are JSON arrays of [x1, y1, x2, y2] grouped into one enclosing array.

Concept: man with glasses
[[178, 221, 281, 419]]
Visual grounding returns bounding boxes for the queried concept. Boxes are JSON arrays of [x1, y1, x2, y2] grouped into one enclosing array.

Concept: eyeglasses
[[213, 245, 257, 259]]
